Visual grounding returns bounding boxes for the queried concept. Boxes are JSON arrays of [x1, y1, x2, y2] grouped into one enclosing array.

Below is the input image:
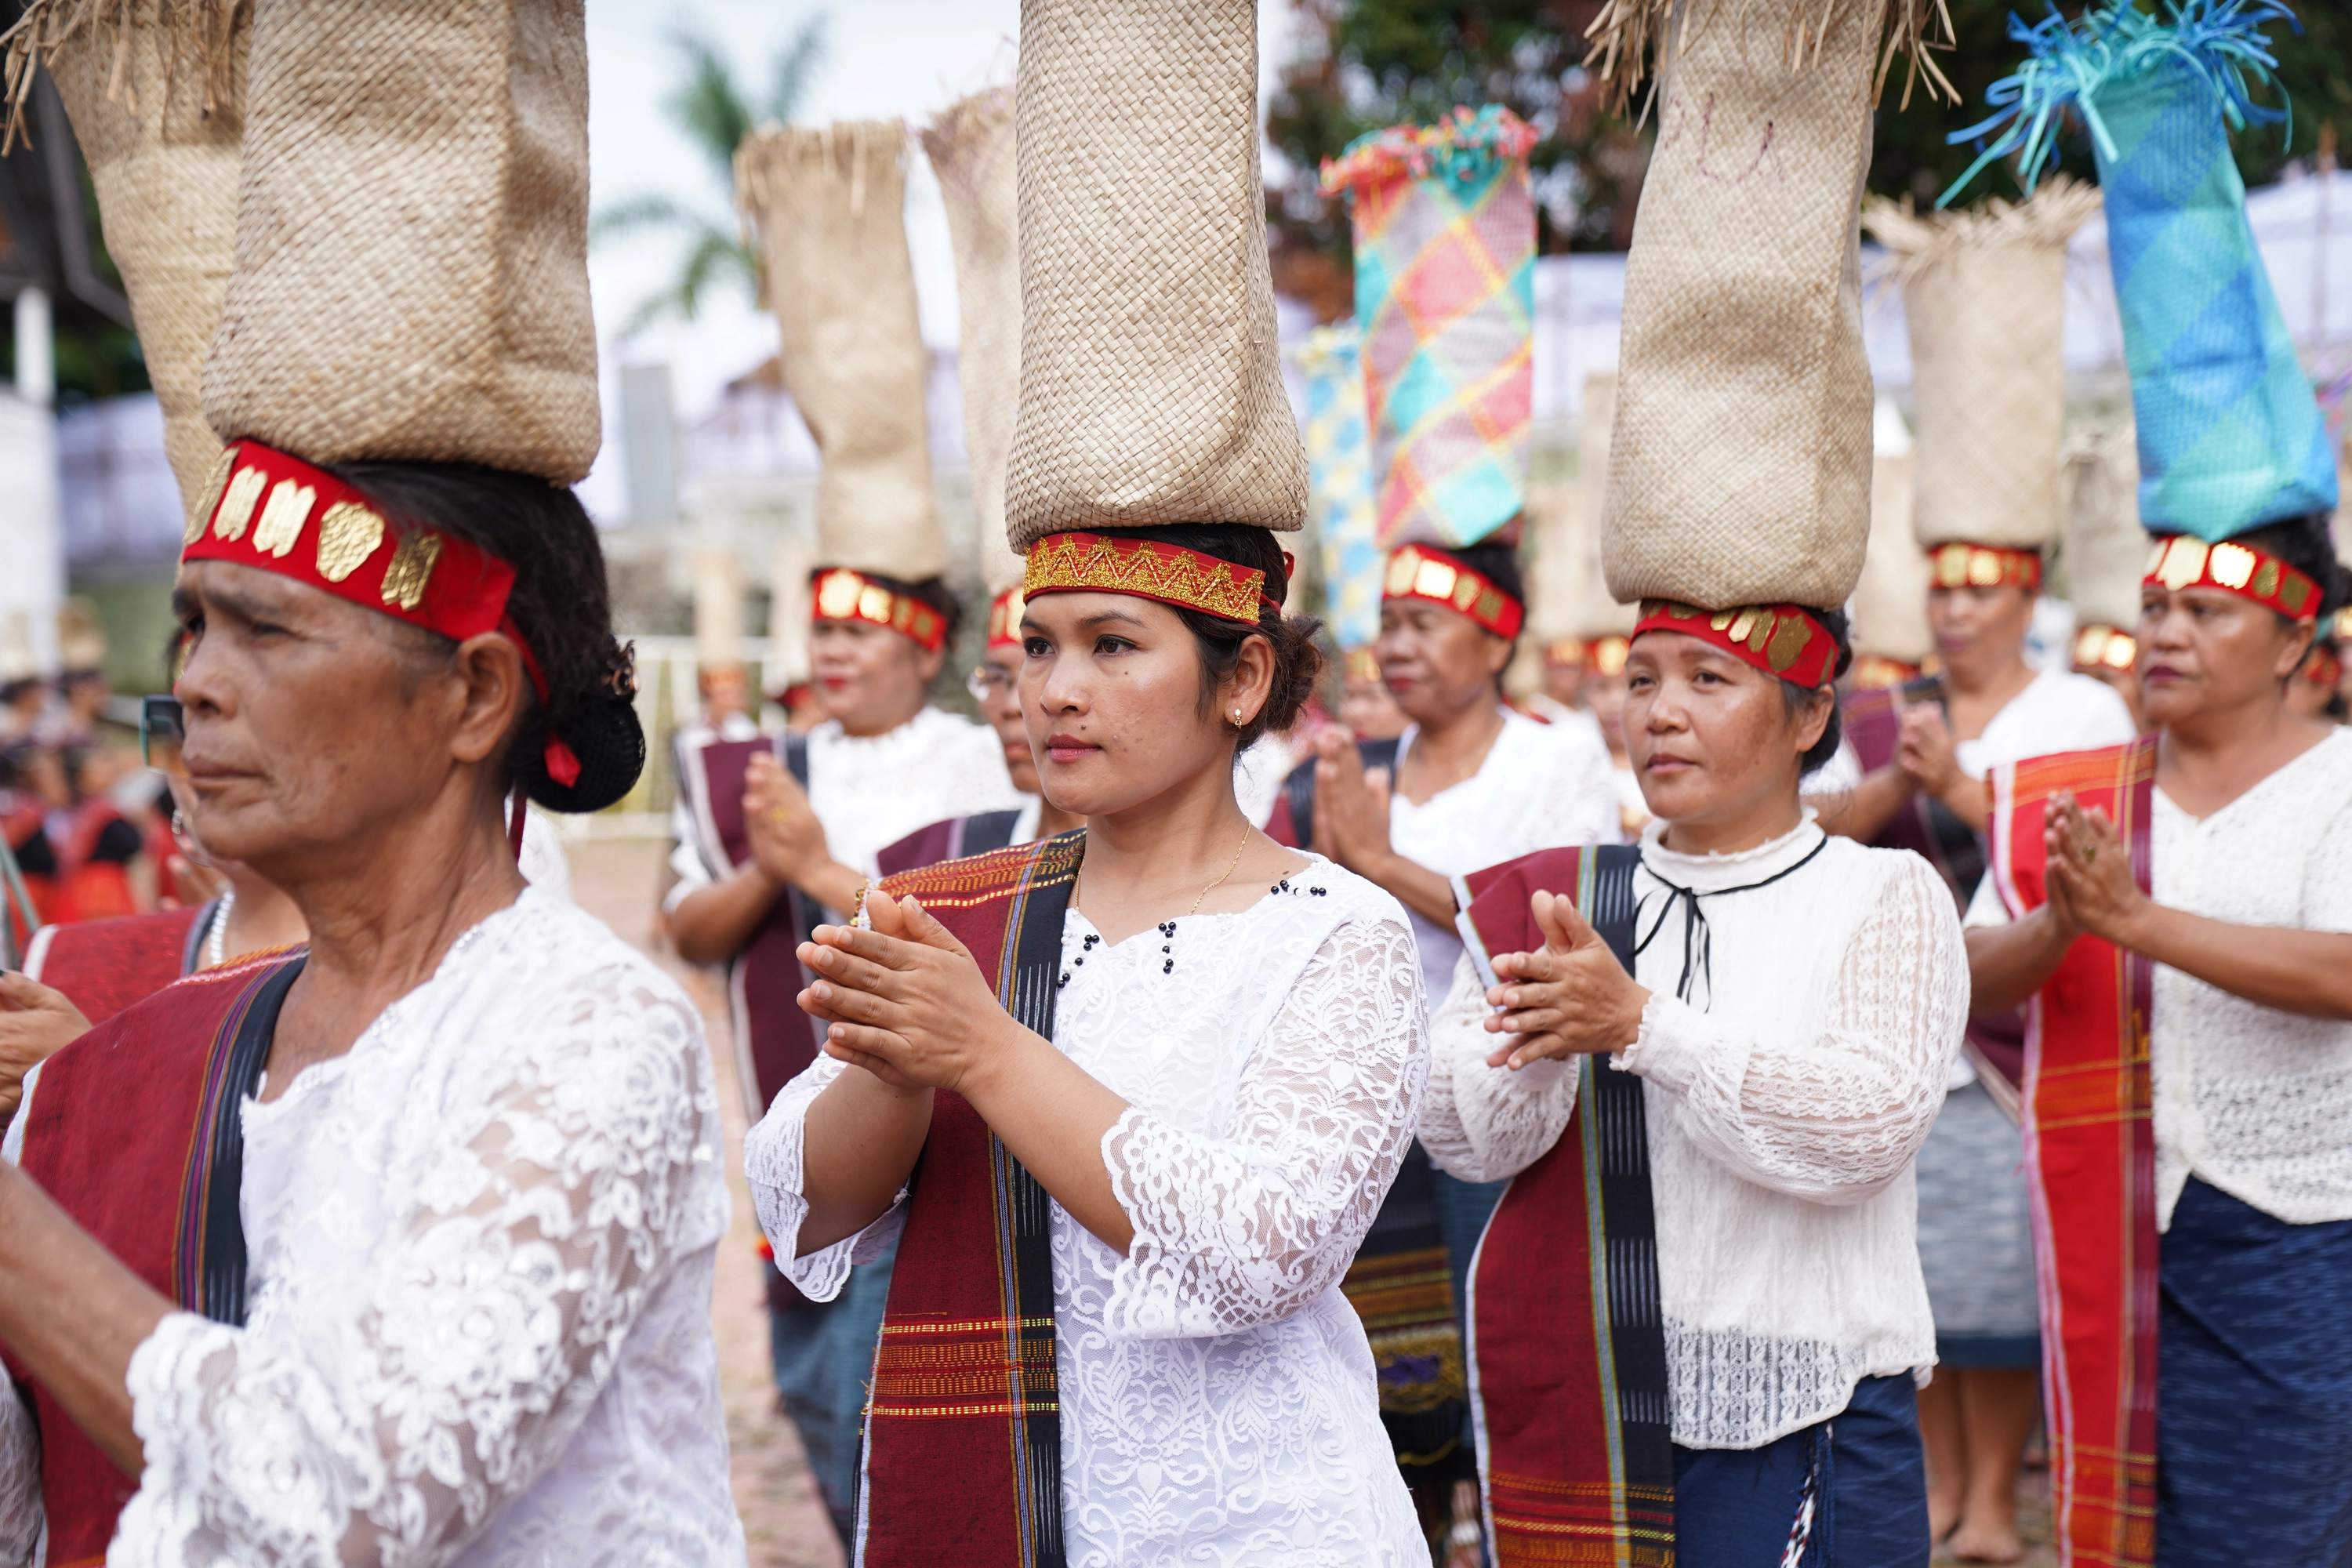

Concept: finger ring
[[766, 806, 790, 824], [2085, 844, 2097, 863]]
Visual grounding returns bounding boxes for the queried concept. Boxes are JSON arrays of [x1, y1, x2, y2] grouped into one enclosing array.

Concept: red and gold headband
[[180, 439, 578, 785], [1343, 646, 1381, 682], [1848, 654, 1926, 691], [1022, 532, 1279, 626], [1633, 600, 1838, 688], [1381, 543, 1524, 639], [985, 588, 1026, 649], [1929, 543, 2043, 592], [2143, 535, 2320, 623], [1544, 637, 1585, 669], [2072, 624, 2137, 673], [812, 568, 948, 652]]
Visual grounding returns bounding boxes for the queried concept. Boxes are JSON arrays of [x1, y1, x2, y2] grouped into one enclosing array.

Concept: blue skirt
[[2158, 1178, 2352, 1567], [771, 1233, 899, 1547], [1674, 1374, 1931, 1568]]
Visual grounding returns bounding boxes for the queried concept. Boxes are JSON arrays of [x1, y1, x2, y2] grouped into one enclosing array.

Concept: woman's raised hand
[[2043, 790, 2143, 946], [797, 891, 1029, 1094], [1480, 889, 1653, 1070]]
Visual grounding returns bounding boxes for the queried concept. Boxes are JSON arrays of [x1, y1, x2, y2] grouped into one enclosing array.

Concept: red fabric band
[[180, 440, 575, 787], [1381, 543, 1525, 639], [1930, 543, 2043, 592], [1632, 600, 1839, 688], [1022, 532, 1279, 626], [2143, 535, 2320, 622], [811, 568, 949, 652], [985, 588, 1025, 649]]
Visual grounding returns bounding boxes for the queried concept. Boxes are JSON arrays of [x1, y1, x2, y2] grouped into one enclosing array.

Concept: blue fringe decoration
[[1937, 0, 2296, 208]]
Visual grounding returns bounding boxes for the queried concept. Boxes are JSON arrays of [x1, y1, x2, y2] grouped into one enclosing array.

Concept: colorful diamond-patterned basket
[[1295, 324, 1381, 650], [1323, 106, 1538, 552]]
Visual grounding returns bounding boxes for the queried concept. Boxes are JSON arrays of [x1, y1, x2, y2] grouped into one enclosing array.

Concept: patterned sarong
[[1321, 106, 1537, 551], [857, 832, 1083, 1568], [5, 946, 304, 1566], [1458, 844, 1675, 1566], [1985, 739, 2159, 1568]]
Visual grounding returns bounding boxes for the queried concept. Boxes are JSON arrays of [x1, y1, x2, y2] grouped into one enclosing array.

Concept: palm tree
[[593, 11, 829, 337]]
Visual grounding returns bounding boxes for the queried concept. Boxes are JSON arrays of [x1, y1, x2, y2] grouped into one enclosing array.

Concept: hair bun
[[523, 688, 645, 813]]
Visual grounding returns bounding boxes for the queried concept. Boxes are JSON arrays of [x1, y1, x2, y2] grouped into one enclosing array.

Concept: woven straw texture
[[0, 612, 34, 684], [5, 1, 248, 526], [923, 86, 1025, 595], [1296, 323, 1381, 648], [56, 597, 107, 672], [692, 550, 744, 669], [1601, 0, 1884, 612], [739, 121, 946, 580], [1002, 0, 1305, 550], [1324, 107, 1537, 551], [1853, 450, 1932, 662], [1866, 180, 2096, 550], [1524, 479, 1580, 643], [1573, 372, 1636, 637], [2061, 423, 2145, 631], [199, 0, 597, 482]]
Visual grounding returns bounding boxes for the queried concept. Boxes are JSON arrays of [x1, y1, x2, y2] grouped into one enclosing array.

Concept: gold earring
[[1232, 708, 1243, 723]]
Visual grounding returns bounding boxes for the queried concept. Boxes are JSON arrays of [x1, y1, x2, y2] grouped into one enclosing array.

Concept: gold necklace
[[1074, 822, 1254, 920]]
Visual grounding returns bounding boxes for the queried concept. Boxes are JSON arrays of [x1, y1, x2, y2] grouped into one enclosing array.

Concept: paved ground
[[571, 837, 844, 1568], [571, 833, 2058, 1568]]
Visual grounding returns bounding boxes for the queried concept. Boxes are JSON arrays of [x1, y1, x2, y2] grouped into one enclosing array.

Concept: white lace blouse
[[0, 891, 745, 1567], [744, 860, 1428, 1566], [1968, 727, 2352, 1229], [1421, 817, 1969, 1450]]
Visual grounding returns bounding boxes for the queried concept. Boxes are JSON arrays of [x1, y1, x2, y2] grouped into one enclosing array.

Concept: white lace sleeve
[[113, 973, 721, 1566], [1621, 857, 1965, 1205], [1417, 950, 1579, 1184], [742, 1052, 908, 1301], [1099, 913, 1426, 1339], [0, 1383, 37, 1568]]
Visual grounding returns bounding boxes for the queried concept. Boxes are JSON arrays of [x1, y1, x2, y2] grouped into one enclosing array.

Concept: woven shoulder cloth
[[875, 809, 1027, 880], [24, 902, 209, 1027], [858, 830, 1083, 1568], [1456, 844, 1673, 1566], [4, 946, 304, 1566], [676, 732, 824, 1116], [1985, 736, 2159, 1568]]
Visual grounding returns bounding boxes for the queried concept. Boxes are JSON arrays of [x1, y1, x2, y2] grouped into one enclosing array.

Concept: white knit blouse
[[1421, 816, 1969, 1449]]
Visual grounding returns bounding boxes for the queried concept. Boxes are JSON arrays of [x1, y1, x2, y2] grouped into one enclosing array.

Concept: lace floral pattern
[[111, 891, 745, 1566], [1421, 819, 1967, 1448], [0, 1386, 34, 1568], [744, 860, 1429, 1566]]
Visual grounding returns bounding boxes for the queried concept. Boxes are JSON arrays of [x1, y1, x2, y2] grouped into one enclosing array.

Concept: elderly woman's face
[[1018, 592, 1271, 820], [171, 561, 506, 881]]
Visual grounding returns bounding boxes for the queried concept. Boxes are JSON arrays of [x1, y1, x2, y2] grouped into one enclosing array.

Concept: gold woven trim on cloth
[[1022, 532, 1266, 625]]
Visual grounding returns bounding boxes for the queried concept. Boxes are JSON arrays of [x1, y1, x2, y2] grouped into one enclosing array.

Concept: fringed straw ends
[[1583, 0, 1957, 115], [1864, 176, 2102, 281], [1940, 0, 2295, 205], [1317, 105, 1539, 194], [0, 0, 243, 151]]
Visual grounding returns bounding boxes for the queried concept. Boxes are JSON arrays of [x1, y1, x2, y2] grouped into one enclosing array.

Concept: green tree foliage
[[592, 12, 829, 337]]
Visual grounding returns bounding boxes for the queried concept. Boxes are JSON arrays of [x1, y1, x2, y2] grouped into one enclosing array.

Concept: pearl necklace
[[206, 887, 236, 970]]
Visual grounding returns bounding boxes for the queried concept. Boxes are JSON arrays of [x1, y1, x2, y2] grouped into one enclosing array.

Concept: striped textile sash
[[6, 946, 303, 1566], [1339, 1142, 1469, 1473], [1986, 738, 2159, 1568], [1458, 844, 1673, 1567], [858, 830, 1083, 1568]]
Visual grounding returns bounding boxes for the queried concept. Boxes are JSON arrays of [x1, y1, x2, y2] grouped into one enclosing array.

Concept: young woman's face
[[972, 641, 1040, 795], [1621, 632, 1827, 829], [808, 617, 942, 738], [1927, 583, 2034, 674], [1373, 598, 1511, 726], [2136, 584, 2312, 730], [1018, 592, 1270, 818]]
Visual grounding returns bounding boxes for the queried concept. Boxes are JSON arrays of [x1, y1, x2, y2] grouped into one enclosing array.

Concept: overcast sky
[[581, 0, 1302, 517]]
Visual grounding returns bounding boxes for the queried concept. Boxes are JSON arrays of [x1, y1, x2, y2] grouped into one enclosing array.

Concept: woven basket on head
[[2061, 423, 2145, 632], [691, 550, 744, 670], [1866, 180, 2100, 550], [923, 86, 1024, 596], [4, 1, 248, 527], [1853, 450, 1932, 665], [1599, 0, 1918, 612], [766, 534, 815, 691], [739, 121, 946, 581], [56, 597, 107, 673], [198, 0, 596, 483], [0, 612, 35, 685], [1524, 480, 1581, 644], [1003, 0, 1305, 551]]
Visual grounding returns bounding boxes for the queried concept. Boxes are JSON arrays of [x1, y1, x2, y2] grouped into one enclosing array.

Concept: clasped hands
[[1479, 890, 1652, 1071], [1893, 702, 1963, 801], [797, 889, 1037, 1094], [744, 751, 832, 887], [2036, 788, 2147, 947], [0, 971, 90, 1132]]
